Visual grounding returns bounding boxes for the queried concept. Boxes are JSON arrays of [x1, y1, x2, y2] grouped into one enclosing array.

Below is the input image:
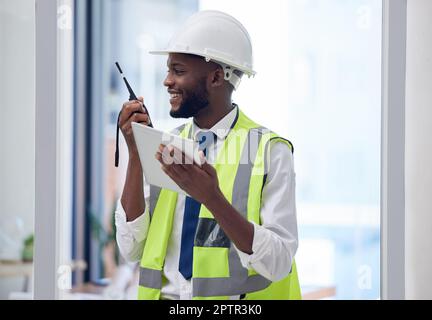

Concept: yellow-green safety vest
[[137, 108, 301, 300]]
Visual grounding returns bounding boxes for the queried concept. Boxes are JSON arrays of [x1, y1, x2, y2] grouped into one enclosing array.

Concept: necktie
[[178, 131, 216, 280]]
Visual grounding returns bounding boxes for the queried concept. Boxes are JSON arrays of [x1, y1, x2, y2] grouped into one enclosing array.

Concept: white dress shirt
[[115, 106, 298, 300]]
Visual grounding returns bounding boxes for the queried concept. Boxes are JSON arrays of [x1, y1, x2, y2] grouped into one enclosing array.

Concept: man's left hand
[[155, 144, 221, 206]]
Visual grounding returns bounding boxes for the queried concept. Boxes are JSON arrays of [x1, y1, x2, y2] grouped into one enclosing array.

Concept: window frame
[[34, 0, 59, 299], [380, 0, 407, 300]]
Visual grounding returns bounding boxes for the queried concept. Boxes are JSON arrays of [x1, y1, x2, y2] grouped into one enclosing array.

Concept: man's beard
[[170, 78, 209, 118]]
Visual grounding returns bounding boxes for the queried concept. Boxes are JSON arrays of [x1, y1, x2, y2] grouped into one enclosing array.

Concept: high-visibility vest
[[137, 109, 301, 300]]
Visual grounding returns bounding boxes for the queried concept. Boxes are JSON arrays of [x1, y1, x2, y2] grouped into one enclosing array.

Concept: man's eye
[[166, 69, 185, 75]]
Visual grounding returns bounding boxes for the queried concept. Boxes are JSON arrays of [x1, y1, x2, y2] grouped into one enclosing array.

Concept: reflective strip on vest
[[139, 267, 162, 289], [192, 247, 271, 297], [232, 127, 268, 216], [149, 185, 161, 220]]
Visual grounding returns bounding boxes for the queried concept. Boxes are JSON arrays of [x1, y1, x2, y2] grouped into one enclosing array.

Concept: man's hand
[[119, 97, 150, 158], [119, 97, 149, 221], [155, 144, 222, 206]]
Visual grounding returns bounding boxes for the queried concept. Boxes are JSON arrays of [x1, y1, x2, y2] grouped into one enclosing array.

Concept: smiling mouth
[[169, 93, 182, 106]]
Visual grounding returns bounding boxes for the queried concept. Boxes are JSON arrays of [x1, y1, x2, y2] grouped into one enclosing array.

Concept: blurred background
[[1, 0, 384, 299]]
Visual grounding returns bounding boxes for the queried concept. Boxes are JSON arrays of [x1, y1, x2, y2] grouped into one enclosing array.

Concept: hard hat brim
[[148, 50, 172, 55]]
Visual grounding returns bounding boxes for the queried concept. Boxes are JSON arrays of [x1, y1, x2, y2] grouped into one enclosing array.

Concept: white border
[[381, 0, 406, 300]]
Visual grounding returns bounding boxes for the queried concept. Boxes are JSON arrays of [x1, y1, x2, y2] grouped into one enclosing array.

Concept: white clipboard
[[131, 122, 201, 196]]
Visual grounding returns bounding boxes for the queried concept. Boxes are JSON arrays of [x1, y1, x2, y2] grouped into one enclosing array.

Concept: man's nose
[[164, 74, 174, 87]]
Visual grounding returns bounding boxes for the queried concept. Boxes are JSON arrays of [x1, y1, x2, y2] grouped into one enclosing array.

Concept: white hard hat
[[150, 10, 256, 90]]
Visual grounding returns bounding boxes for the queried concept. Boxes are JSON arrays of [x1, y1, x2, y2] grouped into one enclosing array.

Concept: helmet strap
[[226, 71, 241, 90], [213, 61, 242, 90]]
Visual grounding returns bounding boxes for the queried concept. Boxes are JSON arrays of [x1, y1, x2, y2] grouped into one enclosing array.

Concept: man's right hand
[[119, 97, 150, 157]]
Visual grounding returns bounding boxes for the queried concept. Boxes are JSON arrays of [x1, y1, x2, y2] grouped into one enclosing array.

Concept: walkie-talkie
[[114, 62, 153, 167]]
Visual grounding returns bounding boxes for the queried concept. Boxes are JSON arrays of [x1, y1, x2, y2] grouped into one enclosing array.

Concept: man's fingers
[[170, 146, 191, 165], [119, 100, 146, 125], [172, 150, 183, 165], [157, 144, 171, 164], [198, 151, 206, 166], [158, 145, 185, 165], [130, 112, 149, 125], [155, 151, 164, 163], [199, 151, 216, 177], [202, 162, 215, 175], [156, 145, 175, 165], [156, 151, 173, 167], [171, 163, 186, 176]]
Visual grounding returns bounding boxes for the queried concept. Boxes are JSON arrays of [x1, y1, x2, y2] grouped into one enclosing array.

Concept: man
[[115, 10, 300, 300]]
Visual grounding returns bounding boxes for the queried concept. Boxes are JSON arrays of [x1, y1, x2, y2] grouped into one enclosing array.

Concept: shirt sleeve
[[233, 141, 298, 282], [115, 182, 151, 263]]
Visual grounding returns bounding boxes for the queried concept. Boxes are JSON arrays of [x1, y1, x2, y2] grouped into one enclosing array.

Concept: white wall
[[0, 0, 35, 298], [405, 0, 432, 300]]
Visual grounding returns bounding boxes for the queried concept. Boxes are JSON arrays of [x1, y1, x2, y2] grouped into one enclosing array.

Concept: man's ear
[[209, 67, 225, 88]]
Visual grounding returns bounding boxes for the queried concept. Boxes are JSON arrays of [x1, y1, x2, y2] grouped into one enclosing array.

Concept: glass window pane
[[199, 0, 382, 299]]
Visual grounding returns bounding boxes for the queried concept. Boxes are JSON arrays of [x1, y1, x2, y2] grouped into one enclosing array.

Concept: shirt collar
[[192, 105, 238, 141]]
